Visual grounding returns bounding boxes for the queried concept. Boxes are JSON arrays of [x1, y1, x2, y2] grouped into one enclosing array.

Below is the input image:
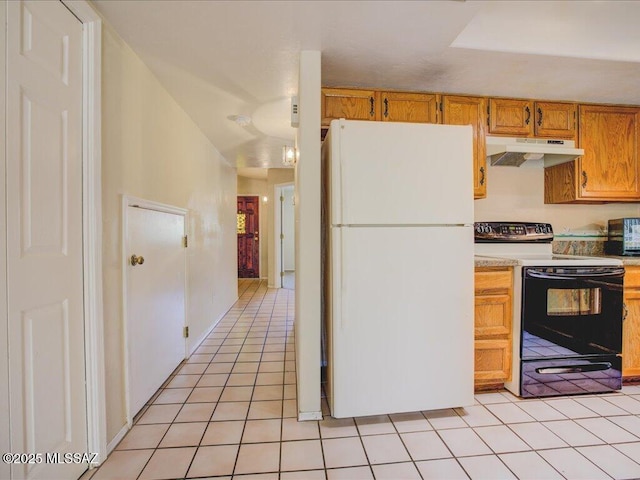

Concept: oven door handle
[[525, 268, 625, 280], [535, 362, 612, 375]]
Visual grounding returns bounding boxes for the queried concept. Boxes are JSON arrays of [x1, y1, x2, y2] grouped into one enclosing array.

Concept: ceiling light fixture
[[282, 145, 297, 167]]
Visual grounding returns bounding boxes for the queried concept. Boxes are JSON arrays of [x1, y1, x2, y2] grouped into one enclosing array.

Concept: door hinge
[[183, 326, 189, 338], [280, 195, 284, 202], [280, 271, 285, 277], [182, 235, 188, 248], [280, 233, 284, 240]]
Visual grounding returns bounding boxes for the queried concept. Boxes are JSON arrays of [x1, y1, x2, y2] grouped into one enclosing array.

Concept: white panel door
[[332, 119, 473, 226], [329, 225, 474, 418], [6, 1, 87, 478], [127, 206, 186, 418]]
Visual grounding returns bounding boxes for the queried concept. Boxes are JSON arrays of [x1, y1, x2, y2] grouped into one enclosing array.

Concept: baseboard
[[188, 314, 224, 357], [298, 411, 323, 421], [106, 423, 129, 454]]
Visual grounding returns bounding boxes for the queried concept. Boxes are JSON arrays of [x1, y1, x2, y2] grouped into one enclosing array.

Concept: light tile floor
[[85, 279, 640, 480]]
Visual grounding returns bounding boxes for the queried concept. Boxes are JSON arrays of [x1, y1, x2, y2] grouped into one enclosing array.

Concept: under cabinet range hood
[[486, 136, 584, 167]]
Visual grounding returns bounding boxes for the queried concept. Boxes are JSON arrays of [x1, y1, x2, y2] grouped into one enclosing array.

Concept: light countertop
[[474, 256, 519, 268]]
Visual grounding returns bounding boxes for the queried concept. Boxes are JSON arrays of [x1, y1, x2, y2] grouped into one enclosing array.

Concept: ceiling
[[93, 0, 640, 170]]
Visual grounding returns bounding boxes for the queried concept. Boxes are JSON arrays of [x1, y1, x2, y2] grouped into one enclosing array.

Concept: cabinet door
[[623, 267, 640, 377], [321, 88, 378, 126], [578, 105, 640, 200], [534, 101, 577, 139], [623, 289, 640, 377], [475, 294, 512, 337], [474, 339, 511, 382], [379, 91, 440, 123], [442, 95, 487, 199], [489, 98, 533, 136]]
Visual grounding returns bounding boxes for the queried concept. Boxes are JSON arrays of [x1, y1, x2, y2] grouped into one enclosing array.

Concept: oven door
[[521, 266, 624, 360]]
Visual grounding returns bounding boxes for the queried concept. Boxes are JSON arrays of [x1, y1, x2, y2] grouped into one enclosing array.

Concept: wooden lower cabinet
[[623, 266, 640, 377], [474, 267, 513, 389], [475, 339, 511, 383]]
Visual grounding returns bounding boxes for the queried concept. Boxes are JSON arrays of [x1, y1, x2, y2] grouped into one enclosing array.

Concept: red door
[[237, 196, 260, 278]]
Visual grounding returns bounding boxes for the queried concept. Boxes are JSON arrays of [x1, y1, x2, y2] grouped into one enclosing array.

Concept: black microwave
[[606, 218, 640, 256]]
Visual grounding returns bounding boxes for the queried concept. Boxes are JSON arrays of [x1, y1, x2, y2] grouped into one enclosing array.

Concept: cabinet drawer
[[475, 268, 513, 292], [625, 266, 640, 289], [474, 339, 511, 382], [475, 293, 512, 337]]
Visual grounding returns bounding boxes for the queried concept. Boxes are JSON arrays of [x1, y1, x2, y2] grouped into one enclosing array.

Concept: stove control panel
[[474, 222, 554, 243]]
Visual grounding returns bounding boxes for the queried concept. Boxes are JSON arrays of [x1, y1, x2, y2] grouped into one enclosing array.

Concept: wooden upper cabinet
[[379, 92, 440, 124], [442, 95, 488, 199], [489, 98, 576, 139], [321, 88, 441, 126], [489, 98, 532, 136], [321, 88, 378, 127], [578, 104, 640, 200], [545, 104, 640, 203], [535, 101, 577, 139]]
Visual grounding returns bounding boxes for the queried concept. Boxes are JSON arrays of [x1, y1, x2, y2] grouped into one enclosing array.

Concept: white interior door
[[282, 186, 295, 271], [127, 206, 186, 418], [6, 1, 87, 478]]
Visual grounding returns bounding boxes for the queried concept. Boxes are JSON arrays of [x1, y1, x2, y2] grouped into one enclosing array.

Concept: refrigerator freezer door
[[331, 119, 473, 226], [328, 225, 474, 418]]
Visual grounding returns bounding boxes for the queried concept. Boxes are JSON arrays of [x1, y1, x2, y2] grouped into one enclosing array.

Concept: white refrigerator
[[322, 119, 475, 418]]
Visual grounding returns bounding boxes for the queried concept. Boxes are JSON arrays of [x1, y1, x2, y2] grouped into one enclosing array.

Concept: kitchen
[[89, 2, 640, 433], [5, 1, 640, 479]]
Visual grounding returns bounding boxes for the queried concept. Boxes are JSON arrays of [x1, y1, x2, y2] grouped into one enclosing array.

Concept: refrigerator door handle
[[340, 229, 347, 329]]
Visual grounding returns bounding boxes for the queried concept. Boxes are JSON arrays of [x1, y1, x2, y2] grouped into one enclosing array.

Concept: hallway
[[85, 279, 640, 480]]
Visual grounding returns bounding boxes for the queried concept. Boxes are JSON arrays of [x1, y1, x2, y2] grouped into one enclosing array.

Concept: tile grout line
[[145, 278, 255, 479]]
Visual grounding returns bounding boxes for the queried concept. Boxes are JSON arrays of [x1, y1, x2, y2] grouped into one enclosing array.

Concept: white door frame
[[0, 4, 9, 478], [1, 0, 107, 468], [122, 195, 189, 426], [273, 182, 294, 288], [61, 0, 107, 464]]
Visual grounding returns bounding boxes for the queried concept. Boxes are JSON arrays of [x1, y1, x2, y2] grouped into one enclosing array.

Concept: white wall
[[0, 3, 10, 478], [295, 51, 322, 419], [475, 161, 640, 232], [101, 24, 237, 443], [237, 176, 268, 278]]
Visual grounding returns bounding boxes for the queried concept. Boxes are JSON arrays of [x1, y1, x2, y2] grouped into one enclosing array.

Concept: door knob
[[130, 254, 145, 266]]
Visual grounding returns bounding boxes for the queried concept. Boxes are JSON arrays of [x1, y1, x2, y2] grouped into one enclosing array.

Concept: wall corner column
[[294, 50, 322, 419]]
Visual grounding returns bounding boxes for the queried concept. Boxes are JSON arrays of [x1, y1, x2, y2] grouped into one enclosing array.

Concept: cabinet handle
[[537, 107, 543, 127], [623, 302, 629, 321], [525, 106, 531, 125], [479, 166, 486, 186], [369, 97, 375, 117], [383, 98, 389, 118], [581, 171, 588, 189]]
